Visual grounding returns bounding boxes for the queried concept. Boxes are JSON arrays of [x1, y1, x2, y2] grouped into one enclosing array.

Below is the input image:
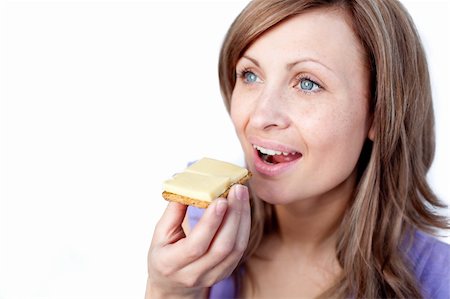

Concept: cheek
[[230, 95, 249, 134], [229, 101, 242, 131], [302, 104, 369, 166]]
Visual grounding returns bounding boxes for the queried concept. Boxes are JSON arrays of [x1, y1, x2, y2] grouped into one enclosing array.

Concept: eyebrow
[[242, 55, 335, 74], [242, 55, 260, 67]]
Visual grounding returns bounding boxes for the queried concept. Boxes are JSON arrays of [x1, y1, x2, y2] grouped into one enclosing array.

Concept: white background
[[0, 1, 448, 298]]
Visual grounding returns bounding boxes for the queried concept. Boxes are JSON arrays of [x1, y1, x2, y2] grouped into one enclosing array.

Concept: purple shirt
[[404, 229, 450, 298], [188, 206, 450, 299]]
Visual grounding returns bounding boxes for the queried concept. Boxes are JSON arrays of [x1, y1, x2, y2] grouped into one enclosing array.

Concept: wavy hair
[[218, 0, 449, 298]]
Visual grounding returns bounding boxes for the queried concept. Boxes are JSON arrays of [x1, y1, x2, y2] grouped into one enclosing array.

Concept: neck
[[274, 173, 356, 254]]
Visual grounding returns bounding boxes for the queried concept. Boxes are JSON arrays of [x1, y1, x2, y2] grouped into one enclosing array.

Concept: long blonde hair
[[218, 0, 449, 298]]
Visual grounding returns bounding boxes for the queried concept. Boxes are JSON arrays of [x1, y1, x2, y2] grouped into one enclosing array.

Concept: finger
[[185, 198, 228, 254], [215, 186, 251, 274], [176, 185, 249, 281], [207, 184, 249, 261], [232, 185, 251, 255], [194, 185, 251, 287], [152, 201, 188, 245], [159, 198, 228, 269]]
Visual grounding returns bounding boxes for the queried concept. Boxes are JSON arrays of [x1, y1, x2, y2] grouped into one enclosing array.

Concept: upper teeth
[[253, 144, 296, 156]]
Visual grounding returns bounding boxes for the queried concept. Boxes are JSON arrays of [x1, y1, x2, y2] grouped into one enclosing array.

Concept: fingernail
[[215, 199, 228, 216], [234, 184, 249, 201]]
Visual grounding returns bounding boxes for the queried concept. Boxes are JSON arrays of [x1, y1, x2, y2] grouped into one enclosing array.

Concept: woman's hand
[[145, 184, 251, 299]]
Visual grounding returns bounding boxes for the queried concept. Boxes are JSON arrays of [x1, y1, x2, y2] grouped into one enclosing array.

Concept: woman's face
[[230, 8, 372, 205]]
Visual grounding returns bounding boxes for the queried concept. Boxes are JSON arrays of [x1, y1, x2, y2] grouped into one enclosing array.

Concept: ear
[[368, 120, 375, 141]]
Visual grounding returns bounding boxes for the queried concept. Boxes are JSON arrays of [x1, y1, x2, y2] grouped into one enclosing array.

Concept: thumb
[[227, 184, 249, 202], [153, 201, 188, 245]]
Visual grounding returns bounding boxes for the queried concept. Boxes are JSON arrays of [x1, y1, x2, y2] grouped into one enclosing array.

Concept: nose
[[248, 87, 290, 131]]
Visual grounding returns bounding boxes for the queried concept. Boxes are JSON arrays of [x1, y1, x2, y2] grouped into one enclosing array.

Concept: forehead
[[243, 7, 366, 71]]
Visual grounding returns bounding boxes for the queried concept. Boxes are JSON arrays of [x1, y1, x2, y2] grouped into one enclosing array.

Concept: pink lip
[[249, 137, 302, 177], [253, 148, 301, 176]]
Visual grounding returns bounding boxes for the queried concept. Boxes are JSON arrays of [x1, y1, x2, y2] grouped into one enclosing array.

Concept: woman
[[146, 0, 450, 298]]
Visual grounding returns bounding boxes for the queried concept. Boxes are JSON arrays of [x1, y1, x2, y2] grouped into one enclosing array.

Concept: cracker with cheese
[[162, 157, 252, 208]]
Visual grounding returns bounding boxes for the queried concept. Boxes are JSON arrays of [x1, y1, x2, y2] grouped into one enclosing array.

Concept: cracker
[[162, 172, 252, 208]]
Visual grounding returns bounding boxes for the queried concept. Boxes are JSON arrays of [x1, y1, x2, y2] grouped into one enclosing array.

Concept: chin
[[249, 177, 295, 205]]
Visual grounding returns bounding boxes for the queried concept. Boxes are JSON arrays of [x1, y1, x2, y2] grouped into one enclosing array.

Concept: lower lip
[[252, 149, 301, 177]]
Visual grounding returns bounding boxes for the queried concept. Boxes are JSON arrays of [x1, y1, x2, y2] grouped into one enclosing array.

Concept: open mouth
[[253, 144, 302, 165]]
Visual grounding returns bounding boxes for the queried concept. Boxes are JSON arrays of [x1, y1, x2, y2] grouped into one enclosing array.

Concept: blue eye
[[298, 78, 320, 92], [244, 71, 259, 84]]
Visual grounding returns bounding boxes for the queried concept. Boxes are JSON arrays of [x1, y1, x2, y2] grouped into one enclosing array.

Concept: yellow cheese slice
[[163, 172, 230, 202], [185, 157, 248, 183]]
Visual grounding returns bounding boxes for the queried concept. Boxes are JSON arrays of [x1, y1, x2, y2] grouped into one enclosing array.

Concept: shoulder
[[405, 230, 450, 299]]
